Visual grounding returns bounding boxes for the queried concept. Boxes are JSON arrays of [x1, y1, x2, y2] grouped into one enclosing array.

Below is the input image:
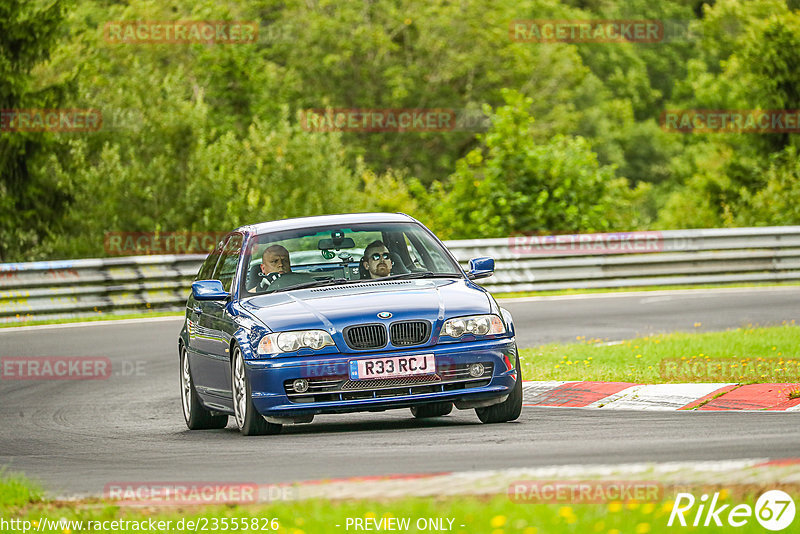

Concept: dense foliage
[[2, 0, 799, 261]]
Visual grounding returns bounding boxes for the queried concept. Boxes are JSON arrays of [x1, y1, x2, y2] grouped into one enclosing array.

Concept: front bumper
[[245, 338, 518, 416]]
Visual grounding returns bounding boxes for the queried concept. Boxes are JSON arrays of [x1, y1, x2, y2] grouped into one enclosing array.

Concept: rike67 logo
[[668, 490, 796, 531]]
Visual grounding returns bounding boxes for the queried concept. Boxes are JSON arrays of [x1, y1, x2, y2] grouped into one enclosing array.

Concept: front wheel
[[232, 345, 282, 436], [475, 355, 523, 424], [180, 345, 228, 430]]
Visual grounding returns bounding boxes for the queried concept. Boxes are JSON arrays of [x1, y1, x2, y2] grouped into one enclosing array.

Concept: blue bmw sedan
[[179, 213, 522, 435]]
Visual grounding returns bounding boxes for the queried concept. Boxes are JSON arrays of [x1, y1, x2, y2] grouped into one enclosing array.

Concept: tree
[[657, 0, 800, 228], [271, 0, 604, 185], [431, 90, 650, 239], [0, 0, 72, 261]]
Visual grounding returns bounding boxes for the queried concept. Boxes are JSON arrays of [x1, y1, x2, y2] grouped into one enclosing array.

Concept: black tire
[[232, 345, 282, 436], [475, 355, 523, 424], [410, 402, 453, 419], [180, 344, 228, 430]]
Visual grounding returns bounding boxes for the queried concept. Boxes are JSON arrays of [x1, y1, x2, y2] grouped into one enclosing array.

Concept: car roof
[[238, 212, 418, 235]]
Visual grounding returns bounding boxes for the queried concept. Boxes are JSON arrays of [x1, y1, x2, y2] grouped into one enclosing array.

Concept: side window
[[406, 232, 450, 271], [213, 234, 244, 292], [196, 240, 225, 280]]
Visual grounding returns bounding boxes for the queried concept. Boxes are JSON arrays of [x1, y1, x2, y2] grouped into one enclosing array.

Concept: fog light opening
[[468, 362, 485, 378], [293, 378, 309, 393]]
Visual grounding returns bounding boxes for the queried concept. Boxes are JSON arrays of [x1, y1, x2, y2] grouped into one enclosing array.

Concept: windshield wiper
[[269, 278, 351, 293], [267, 273, 460, 293], [382, 271, 462, 280]]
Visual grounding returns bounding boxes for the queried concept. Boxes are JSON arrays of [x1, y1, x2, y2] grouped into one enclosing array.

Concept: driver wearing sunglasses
[[361, 240, 393, 279]]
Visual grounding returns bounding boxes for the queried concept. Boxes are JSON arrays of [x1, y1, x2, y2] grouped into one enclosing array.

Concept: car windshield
[[240, 221, 463, 295]]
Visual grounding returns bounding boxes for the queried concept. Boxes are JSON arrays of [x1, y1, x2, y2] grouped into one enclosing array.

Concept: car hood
[[240, 278, 491, 336]]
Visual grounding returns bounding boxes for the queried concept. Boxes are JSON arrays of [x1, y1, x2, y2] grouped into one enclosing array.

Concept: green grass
[[0, 310, 182, 328], [492, 281, 800, 299], [1, 474, 796, 534], [0, 470, 43, 508], [520, 324, 800, 384]]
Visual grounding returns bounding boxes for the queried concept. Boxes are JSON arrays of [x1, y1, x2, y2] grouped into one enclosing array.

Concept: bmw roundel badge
[[377, 311, 392, 319]]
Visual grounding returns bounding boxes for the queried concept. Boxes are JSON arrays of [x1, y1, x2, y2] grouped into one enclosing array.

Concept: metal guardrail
[[447, 226, 800, 293], [0, 255, 205, 324], [2, 226, 800, 324]]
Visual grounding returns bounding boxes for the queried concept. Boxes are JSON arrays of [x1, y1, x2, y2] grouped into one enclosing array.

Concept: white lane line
[[597, 383, 737, 411], [498, 285, 800, 303], [271, 458, 775, 502], [0, 315, 184, 333], [56, 458, 791, 502], [640, 295, 673, 304], [585, 385, 646, 408]]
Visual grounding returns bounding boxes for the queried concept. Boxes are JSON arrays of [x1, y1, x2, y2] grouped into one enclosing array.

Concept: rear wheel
[[410, 402, 453, 419], [475, 356, 522, 424], [180, 345, 228, 430], [232, 345, 282, 436]]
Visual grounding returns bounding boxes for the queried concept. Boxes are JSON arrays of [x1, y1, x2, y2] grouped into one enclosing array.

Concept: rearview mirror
[[192, 280, 229, 301], [467, 257, 494, 280], [318, 237, 356, 250]]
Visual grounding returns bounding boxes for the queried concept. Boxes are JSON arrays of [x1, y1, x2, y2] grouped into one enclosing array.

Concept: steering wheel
[[263, 272, 316, 292]]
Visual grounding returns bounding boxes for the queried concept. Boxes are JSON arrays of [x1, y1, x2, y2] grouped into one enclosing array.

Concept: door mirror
[[467, 257, 495, 280], [192, 280, 229, 301]]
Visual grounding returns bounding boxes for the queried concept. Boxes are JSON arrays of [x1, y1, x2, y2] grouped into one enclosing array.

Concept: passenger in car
[[360, 240, 393, 279], [249, 244, 292, 291]]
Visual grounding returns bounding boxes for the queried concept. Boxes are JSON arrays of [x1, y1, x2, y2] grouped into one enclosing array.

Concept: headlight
[[257, 330, 334, 355], [441, 314, 505, 338]]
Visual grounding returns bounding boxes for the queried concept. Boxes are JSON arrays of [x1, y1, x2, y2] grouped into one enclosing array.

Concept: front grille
[[341, 374, 441, 389], [344, 324, 387, 350], [389, 321, 430, 346], [284, 362, 493, 402]]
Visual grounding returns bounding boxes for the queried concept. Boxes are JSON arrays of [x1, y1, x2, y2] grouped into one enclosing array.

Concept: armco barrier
[[1, 226, 799, 323], [0, 255, 205, 324]]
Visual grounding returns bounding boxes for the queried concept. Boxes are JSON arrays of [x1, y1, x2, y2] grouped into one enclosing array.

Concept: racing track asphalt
[[0, 287, 798, 497], [501, 286, 800, 347]]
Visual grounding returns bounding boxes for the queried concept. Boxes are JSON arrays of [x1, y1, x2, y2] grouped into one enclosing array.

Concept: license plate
[[349, 354, 436, 380]]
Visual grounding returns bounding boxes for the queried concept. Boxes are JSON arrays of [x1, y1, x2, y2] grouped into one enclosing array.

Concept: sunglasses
[[369, 252, 391, 261]]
